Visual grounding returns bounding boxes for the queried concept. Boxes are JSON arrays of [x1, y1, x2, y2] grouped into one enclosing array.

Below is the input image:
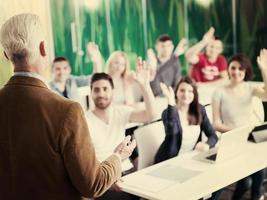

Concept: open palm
[[202, 27, 215, 43], [133, 57, 150, 85], [174, 38, 188, 56], [257, 49, 267, 71], [86, 42, 101, 63], [160, 82, 175, 105]]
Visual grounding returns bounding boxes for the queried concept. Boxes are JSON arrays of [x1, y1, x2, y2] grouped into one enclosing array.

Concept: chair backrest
[[134, 121, 165, 170]]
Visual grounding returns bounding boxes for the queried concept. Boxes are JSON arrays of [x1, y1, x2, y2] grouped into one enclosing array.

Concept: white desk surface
[[119, 141, 267, 200]]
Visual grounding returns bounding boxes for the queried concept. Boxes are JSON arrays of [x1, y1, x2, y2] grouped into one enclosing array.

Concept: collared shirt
[[14, 72, 48, 87]]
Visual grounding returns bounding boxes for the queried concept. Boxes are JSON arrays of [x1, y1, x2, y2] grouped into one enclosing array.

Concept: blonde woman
[[105, 51, 135, 105]]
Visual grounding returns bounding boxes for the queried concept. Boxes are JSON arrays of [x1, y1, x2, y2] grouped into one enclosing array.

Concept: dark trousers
[[200, 190, 223, 200], [232, 169, 265, 200]]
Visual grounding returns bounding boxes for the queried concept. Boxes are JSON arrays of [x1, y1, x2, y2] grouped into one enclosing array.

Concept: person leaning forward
[[0, 13, 136, 200]]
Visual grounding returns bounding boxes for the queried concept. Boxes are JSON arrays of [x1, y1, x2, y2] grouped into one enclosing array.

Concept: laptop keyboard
[[206, 153, 217, 161]]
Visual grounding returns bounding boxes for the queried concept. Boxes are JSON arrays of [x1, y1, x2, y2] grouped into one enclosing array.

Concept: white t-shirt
[[212, 82, 260, 128], [86, 106, 134, 171], [179, 125, 201, 154], [178, 110, 201, 154]]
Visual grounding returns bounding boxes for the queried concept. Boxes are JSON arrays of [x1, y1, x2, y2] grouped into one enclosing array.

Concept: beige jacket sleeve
[[59, 102, 122, 198]]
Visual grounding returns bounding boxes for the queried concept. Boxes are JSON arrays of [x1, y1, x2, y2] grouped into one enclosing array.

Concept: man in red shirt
[[186, 27, 228, 84]]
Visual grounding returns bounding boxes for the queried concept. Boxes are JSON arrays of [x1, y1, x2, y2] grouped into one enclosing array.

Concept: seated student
[[185, 27, 228, 85], [86, 59, 156, 200], [49, 56, 99, 104], [212, 51, 267, 200], [154, 77, 219, 200], [147, 34, 188, 97], [155, 76, 218, 163]]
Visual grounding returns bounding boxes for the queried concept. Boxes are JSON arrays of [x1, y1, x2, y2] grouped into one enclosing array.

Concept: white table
[[119, 141, 267, 200]]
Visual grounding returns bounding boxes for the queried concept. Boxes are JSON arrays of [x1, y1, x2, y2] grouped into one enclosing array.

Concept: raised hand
[[257, 49, 267, 71], [147, 48, 157, 68], [174, 38, 188, 57], [133, 57, 151, 86], [113, 136, 136, 161], [160, 82, 175, 106], [86, 41, 102, 63], [147, 49, 157, 80], [202, 27, 215, 43]]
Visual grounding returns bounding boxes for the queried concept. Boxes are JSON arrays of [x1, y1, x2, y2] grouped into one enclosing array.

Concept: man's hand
[[202, 27, 215, 44], [257, 48, 267, 71], [133, 57, 151, 86], [114, 136, 136, 161], [174, 38, 188, 57], [147, 49, 157, 81], [86, 41, 102, 63]]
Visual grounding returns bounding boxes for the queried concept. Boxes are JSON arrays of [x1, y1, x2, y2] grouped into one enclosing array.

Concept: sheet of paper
[[121, 165, 203, 193], [146, 164, 203, 183], [122, 173, 176, 193]]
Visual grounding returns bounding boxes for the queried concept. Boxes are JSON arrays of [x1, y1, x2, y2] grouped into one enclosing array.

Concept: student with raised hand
[[186, 27, 228, 85], [0, 13, 136, 200], [86, 58, 156, 199], [49, 43, 102, 104], [154, 77, 218, 164], [148, 35, 188, 97], [49, 57, 89, 103], [212, 50, 267, 200]]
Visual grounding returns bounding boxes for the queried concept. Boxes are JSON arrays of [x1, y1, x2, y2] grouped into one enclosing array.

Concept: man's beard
[[94, 97, 112, 109]]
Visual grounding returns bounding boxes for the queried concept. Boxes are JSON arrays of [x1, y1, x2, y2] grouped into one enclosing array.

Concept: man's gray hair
[[0, 13, 44, 66]]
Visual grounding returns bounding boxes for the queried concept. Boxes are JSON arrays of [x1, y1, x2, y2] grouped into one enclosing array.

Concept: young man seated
[[86, 59, 156, 199]]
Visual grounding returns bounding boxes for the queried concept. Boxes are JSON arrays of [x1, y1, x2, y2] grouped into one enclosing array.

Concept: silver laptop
[[194, 125, 253, 164]]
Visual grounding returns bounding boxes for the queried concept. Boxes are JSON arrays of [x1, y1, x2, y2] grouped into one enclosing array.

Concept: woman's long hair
[[105, 51, 130, 78], [174, 76, 202, 125]]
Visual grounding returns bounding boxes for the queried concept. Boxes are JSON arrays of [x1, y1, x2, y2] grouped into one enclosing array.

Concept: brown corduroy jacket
[[0, 76, 121, 200]]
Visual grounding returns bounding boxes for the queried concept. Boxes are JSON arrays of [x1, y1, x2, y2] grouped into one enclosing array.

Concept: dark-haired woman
[[212, 50, 267, 200], [155, 76, 218, 163]]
